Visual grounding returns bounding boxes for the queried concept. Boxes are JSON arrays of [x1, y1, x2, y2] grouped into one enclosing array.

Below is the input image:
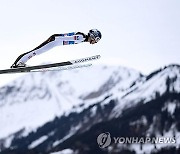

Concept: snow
[[162, 101, 177, 115], [124, 70, 167, 102], [0, 71, 75, 139], [29, 135, 48, 149], [57, 65, 141, 99], [51, 149, 74, 154], [112, 65, 180, 118], [90, 106, 97, 117], [3, 135, 14, 148], [128, 66, 180, 102], [0, 99, 62, 138], [53, 65, 115, 97], [167, 102, 176, 115], [53, 123, 82, 147]]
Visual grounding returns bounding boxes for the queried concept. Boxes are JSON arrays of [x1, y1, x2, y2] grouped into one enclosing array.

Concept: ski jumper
[[13, 32, 88, 66]]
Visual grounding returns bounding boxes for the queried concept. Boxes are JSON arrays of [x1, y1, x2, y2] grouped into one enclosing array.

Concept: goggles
[[90, 34, 100, 43]]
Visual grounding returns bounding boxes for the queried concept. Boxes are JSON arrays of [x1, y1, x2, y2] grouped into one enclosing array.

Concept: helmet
[[88, 29, 102, 43]]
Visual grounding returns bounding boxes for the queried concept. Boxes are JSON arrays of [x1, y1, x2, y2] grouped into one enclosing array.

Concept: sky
[[0, 0, 180, 85]]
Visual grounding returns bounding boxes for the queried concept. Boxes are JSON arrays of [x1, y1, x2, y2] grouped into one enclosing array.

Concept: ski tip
[[70, 55, 101, 64], [96, 55, 101, 59]]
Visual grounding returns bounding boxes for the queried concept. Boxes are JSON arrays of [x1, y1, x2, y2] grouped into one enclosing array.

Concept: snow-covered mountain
[[112, 64, 180, 118], [0, 64, 180, 154], [0, 64, 141, 150]]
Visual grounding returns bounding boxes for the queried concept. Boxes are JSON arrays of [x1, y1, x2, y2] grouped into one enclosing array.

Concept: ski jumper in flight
[[11, 29, 102, 68]]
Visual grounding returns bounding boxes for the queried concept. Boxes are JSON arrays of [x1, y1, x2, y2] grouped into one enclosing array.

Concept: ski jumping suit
[[13, 32, 88, 66]]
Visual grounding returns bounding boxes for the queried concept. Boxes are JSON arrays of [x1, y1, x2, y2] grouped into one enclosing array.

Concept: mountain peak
[[146, 64, 180, 81]]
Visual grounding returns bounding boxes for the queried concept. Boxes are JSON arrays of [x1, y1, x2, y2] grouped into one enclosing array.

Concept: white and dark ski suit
[[13, 32, 88, 66]]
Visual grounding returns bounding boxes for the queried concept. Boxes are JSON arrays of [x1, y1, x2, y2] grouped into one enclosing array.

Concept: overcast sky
[[0, 0, 180, 85]]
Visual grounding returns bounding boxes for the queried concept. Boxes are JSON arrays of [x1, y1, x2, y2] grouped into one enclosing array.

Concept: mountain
[[0, 64, 141, 152], [0, 64, 180, 154]]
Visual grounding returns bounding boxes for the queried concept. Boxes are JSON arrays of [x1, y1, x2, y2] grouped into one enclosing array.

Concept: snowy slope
[[112, 64, 180, 117], [123, 65, 180, 101], [0, 64, 141, 141]]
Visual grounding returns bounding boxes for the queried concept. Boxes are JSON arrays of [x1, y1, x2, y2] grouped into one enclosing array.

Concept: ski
[[29, 63, 92, 73], [0, 55, 100, 74]]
